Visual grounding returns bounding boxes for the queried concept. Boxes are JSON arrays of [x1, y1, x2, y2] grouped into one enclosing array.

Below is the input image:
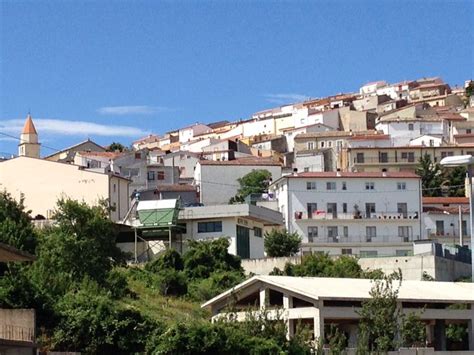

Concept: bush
[[105, 268, 130, 299], [156, 269, 188, 296], [184, 239, 243, 280], [264, 229, 301, 257], [188, 270, 245, 301], [145, 249, 184, 273]]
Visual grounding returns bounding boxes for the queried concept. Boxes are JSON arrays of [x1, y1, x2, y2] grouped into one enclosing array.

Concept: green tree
[[230, 169, 272, 204], [416, 153, 443, 197], [146, 248, 184, 272], [0, 191, 37, 253], [30, 199, 124, 296], [183, 238, 243, 280], [264, 229, 301, 257], [107, 142, 128, 152], [400, 312, 426, 347], [356, 271, 402, 352], [444, 166, 467, 197], [52, 279, 157, 354]]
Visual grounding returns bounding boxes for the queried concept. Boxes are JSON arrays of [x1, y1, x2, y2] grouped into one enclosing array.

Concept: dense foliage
[[416, 153, 466, 197], [270, 253, 384, 279], [229, 169, 272, 204], [264, 229, 302, 257]]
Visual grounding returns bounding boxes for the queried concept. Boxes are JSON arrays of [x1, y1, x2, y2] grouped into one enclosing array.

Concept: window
[[407, 152, 415, 162], [360, 250, 378, 257], [113, 184, 116, 193], [429, 139, 435, 147], [379, 152, 388, 163], [342, 182, 347, 190], [327, 203, 337, 218], [307, 203, 318, 218], [398, 226, 412, 242], [135, 152, 141, 159], [320, 141, 325, 148], [198, 221, 223, 233], [308, 227, 318, 242], [157, 171, 165, 180], [304, 167, 309, 172], [396, 250, 410, 256], [365, 182, 375, 190], [327, 226, 338, 238], [254, 227, 262, 238], [306, 182, 316, 190], [441, 151, 454, 159], [147, 171, 155, 181], [435, 220, 444, 236], [365, 203, 376, 218], [328, 141, 332, 147], [343, 226, 349, 238], [408, 123, 414, 131], [467, 129, 472, 134], [397, 203, 408, 218], [341, 248, 352, 255], [342, 203, 347, 213], [462, 220, 467, 236], [366, 226, 376, 241], [356, 153, 365, 163], [326, 182, 336, 190], [397, 182, 406, 190], [307, 142, 315, 150]]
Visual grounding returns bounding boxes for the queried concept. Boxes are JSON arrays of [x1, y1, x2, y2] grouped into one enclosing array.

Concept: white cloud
[[97, 105, 170, 115], [264, 93, 310, 104], [0, 118, 149, 137]]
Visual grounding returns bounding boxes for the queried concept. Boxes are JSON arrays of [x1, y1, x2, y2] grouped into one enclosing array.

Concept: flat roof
[[199, 157, 281, 166], [276, 171, 420, 180], [202, 275, 474, 308]]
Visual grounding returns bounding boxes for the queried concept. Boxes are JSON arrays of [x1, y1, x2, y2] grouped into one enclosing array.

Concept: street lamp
[[440, 154, 474, 282]]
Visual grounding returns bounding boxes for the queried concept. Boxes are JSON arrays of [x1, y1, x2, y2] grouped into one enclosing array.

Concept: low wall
[[0, 308, 35, 343], [242, 255, 471, 281]]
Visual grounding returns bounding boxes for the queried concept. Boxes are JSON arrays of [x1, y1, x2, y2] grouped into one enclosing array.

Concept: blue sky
[[1, 0, 472, 157]]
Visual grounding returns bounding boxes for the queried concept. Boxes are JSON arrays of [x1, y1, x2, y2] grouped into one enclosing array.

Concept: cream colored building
[[0, 156, 130, 221]]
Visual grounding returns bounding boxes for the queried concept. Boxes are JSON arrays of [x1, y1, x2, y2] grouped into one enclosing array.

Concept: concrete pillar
[[259, 288, 268, 309], [468, 318, 473, 351], [313, 307, 324, 343], [287, 319, 295, 339], [433, 319, 446, 351], [283, 294, 293, 309]]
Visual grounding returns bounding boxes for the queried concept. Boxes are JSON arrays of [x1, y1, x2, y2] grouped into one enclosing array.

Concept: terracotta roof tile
[[423, 197, 469, 205], [22, 114, 37, 134], [199, 157, 281, 166]]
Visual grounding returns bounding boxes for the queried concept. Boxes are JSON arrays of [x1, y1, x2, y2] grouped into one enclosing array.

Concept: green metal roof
[[136, 199, 179, 229]]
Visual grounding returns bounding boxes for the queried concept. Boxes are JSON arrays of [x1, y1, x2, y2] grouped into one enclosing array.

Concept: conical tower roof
[[22, 114, 38, 135]]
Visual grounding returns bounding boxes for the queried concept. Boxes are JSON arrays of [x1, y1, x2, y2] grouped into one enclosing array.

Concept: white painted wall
[[409, 135, 442, 147], [195, 163, 282, 205], [179, 124, 212, 143], [271, 175, 422, 256], [241, 118, 276, 137], [376, 120, 447, 146]]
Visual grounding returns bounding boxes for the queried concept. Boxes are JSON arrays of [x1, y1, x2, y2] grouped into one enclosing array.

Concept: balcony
[[353, 157, 417, 165], [294, 211, 419, 221], [0, 309, 35, 346], [305, 235, 417, 244]]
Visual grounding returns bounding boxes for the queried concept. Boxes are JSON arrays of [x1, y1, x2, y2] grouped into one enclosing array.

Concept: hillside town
[[1, 76, 474, 353]]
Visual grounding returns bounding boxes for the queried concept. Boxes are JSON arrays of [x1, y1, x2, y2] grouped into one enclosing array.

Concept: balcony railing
[[295, 211, 419, 221], [353, 157, 417, 164], [306, 235, 417, 244]]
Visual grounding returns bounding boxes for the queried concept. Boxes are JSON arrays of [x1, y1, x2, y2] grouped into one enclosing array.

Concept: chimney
[[382, 168, 387, 177], [336, 168, 341, 177], [293, 168, 298, 176]]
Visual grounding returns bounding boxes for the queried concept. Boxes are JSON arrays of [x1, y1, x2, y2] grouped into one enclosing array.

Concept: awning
[[136, 199, 179, 229]]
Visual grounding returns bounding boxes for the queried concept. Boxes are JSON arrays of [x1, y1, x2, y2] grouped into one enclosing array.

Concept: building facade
[[269, 172, 422, 256]]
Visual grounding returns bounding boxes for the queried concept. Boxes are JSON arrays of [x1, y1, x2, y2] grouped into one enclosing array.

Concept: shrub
[[156, 269, 188, 296], [188, 270, 245, 301], [264, 229, 301, 257], [145, 249, 184, 273]]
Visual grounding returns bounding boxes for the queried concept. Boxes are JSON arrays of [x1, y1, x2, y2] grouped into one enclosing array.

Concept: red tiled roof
[[22, 114, 37, 134], [287, 171, 420, 179], [77, 151, 124, 159], [199, 157, 281, 166], [348, 134, 390, 141], [423, 206, 470, 214], [423, 197, 469, 205]]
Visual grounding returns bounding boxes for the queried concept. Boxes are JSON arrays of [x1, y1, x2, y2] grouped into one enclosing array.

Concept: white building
[[422, 197, 471, 247], [294, 109, 339, 129], [194, 158, 282, 205], [179, 204, 283, 259], [202, 275, 474, 351], [282, 123, 334, 153], [359, 80, 387, 96], [269, 171, 422, 257], [178, 123, 212, 143]]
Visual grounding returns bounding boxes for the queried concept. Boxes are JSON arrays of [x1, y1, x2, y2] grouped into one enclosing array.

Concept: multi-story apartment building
[[269, 171, 422, 257], [344, 144, 474, 173]]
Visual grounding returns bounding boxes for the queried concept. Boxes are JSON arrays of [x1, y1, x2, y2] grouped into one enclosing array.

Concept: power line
[[0, 131, 63, 153]]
